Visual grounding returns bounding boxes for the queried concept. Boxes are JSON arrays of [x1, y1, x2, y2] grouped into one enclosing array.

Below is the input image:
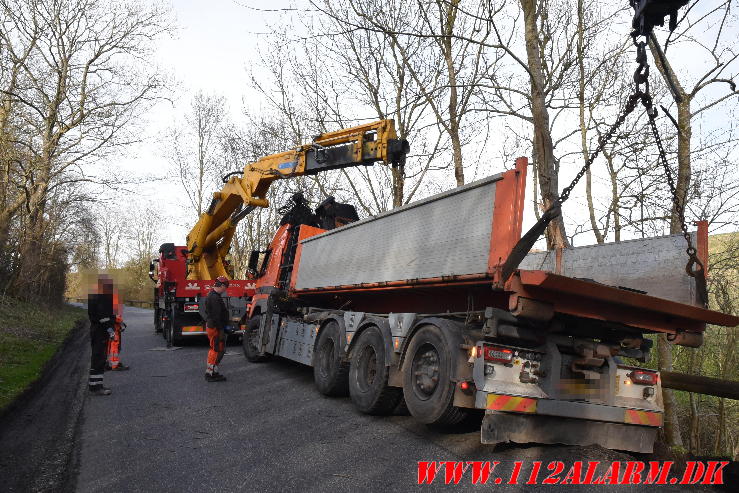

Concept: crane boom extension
[[185, 119, 409, 281]]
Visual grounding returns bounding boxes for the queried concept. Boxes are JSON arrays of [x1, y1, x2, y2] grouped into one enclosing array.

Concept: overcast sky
[[117, 0, 301, 243], [116, 0, 738, 256]]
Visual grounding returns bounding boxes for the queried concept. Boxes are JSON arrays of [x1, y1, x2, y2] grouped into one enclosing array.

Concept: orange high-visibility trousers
[[106, 323, 122, 368], [107, 291, 123, 369], [206, 326, 225, 374]]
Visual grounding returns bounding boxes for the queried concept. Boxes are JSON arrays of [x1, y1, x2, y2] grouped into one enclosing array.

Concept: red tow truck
[[150, 244, 255, 345]]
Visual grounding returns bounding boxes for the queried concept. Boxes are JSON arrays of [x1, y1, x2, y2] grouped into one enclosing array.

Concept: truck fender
[[398, 317, 471, 383], [247, 298, 268, 319], [347, 317, 396, 367]]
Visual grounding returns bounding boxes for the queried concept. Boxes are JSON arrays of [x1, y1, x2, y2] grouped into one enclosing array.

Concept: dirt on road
[[0, 318, 88, 493]]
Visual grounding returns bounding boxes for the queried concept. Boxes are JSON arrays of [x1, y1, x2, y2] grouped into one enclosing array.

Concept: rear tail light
[[483, 346, 514, 364], [184, 303, 199, 312], [629, 370, 658, 385], [459, 381, 471, 390]]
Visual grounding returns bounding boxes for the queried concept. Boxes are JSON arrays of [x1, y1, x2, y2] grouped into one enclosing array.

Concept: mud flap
[[481, 411, 657, 453]]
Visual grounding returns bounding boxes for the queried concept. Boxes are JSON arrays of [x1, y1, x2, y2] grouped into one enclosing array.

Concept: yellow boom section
[[185, 119, 408, 281]]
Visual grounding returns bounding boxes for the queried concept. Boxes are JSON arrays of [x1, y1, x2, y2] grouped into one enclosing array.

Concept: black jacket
[[88, 293, 114, 327], [205, 290, 228, 330]]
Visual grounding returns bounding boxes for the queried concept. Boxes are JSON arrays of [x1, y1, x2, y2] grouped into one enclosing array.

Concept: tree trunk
[[649, 39, 691, 451], [604, 148, 621, 241], [687, 349, 701, 454], [12, 144, 52, 297], [714, 398, 725, 456], [658, 333, 685, 449], [577, 0, 603, 244], [688, 393, 700, 454], [715, 324, 736, 456], [391, 165, 404, 208], [443, 0, 464, 186], [672, 100, 692, 234], [521, 0, 568, 248]]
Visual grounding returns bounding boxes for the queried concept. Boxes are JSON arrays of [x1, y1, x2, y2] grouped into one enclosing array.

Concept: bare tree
[[644, 0, 739, 449], [575, 0, 631, 244], [0, 0, 169, 297], [98, 208, 124, 269], [167, 91, 226, 217], [315, 0, 490, 188], [649, 0, 739, 235]]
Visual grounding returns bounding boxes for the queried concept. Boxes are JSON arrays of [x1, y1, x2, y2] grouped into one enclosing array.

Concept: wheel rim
[[318, 338, 335, 379], [411, 343, 440, 401], [356, 344, 378, 393]]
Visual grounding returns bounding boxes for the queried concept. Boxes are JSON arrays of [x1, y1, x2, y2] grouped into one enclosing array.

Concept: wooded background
[[1, 0, 737, 458]]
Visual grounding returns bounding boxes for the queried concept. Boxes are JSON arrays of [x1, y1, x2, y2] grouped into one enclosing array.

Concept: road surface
[[70, 306, 719, 492]]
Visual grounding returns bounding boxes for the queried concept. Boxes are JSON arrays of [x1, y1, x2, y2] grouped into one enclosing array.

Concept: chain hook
[[632, 37, 652, 96]]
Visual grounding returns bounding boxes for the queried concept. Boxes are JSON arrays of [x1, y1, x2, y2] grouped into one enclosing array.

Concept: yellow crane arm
[[185, 119, 409, 280]]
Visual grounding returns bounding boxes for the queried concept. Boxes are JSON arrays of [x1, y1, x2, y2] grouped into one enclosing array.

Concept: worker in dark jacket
[[204, 276, 230, 382], [88, 275, 116, 395]]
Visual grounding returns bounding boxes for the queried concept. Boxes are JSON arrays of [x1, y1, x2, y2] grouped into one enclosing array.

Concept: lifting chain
[[556, 95, 639, 206], [639, 77, 709, 307], [505, 16, 709, 307]]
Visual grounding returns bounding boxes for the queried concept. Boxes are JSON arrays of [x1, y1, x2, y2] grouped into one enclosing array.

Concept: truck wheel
[[165, 322, 172, 347], [402, 324, 468, 426], [168, 308, 182, 347], [243, 316, 270, 362], [162, 307, 170, 340], [313, 321, 349, 396], [349, 326, 402, 415], [170, 326, 182, 346], [154, 308, 162, 333]]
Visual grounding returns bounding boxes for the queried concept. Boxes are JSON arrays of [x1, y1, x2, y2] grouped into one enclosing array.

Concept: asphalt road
[[71, 307, 721, 492]]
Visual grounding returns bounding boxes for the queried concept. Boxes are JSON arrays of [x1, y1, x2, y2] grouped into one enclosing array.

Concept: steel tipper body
[[243, 156, 739, 453], [150, 243, 255, 345]]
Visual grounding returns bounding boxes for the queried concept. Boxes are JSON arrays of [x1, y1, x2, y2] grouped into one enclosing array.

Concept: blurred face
[[98, 278, 113, 294], [214, 284, 227, 294]]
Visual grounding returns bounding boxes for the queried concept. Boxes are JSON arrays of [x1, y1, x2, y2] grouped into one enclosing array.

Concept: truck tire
[[313, 321, 349, 396], [161, 311, 168, 340], [154, 308, 162, 333], [243, 316, 270, 362], [349, 326, 402, 415], [168, 307, 182, 347], [402, 324, 468, 426]]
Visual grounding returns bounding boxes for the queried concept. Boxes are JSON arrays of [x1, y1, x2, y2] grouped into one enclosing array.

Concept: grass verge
[[0, 296, 86, 412]]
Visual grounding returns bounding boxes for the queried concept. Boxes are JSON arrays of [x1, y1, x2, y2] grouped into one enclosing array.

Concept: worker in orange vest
[[106, 287, 129, 371]]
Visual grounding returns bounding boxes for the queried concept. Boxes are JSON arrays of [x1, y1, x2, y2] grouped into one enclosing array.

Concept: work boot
[[89, 386, 112, 396], [111, 364, 130, 371], [205, 373, 226, 382]]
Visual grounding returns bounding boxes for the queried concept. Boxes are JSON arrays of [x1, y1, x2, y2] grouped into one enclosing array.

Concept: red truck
[[150, 244, 255, 346]]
